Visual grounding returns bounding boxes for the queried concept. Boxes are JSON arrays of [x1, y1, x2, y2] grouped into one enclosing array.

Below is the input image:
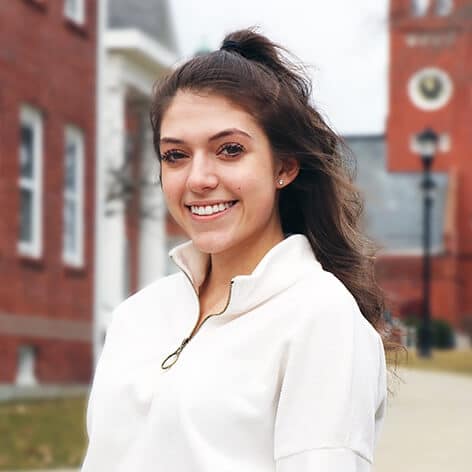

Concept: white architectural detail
[[101, 65, 127, 331], [64, 0, 85, 24], [139, 127, 167, 289], [94, 26, 178, 361], [105, 29, 176, 70], [408, 67, 453, 111], [93, 0, 107, 365], [411, 0, 431, 16], [405, 32, 456, 48], [410, 132, 451, 154], [15, 345, 38, 386], [438, 133, 451, 153], [436, 0, 454, 16], [63, 125, 85, 267]]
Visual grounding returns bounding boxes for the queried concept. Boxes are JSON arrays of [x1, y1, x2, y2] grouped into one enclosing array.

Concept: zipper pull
[[161, 336, 191, 370]]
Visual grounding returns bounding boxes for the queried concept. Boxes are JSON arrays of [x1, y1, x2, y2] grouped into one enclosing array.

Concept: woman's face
[[159, 90, 291, 256]]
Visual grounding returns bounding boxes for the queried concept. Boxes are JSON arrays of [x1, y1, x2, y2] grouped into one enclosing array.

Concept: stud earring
[[278, 179, 284, 186]]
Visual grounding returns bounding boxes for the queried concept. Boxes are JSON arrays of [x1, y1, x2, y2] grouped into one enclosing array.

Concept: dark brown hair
[[150, 28, 404, 379]]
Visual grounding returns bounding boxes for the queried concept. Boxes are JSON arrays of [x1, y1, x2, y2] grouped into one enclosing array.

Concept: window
[[411, 0, 430, 16], [63, 126, 84, 267], [64, 0, 85, 24], [436, 0, 453, 15], [16, 345, 38, 386], [18, 106, 43, 258]]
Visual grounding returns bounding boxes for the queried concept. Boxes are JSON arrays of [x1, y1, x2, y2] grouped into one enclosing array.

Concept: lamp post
[[415, 127, 439, 358]]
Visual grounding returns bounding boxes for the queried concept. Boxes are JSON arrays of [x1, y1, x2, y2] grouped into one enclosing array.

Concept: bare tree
[[105, 100, 161, 221]]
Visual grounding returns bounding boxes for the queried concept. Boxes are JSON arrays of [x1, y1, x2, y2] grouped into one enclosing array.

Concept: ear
[[275, 157, 300, 188]]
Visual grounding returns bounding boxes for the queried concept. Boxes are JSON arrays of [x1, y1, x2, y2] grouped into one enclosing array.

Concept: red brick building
[[0, 0, 98, 384], [379, 0, 472, 332]]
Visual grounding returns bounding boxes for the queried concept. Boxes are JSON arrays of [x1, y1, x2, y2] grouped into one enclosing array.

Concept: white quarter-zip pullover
[[81, 234, 387, 471]]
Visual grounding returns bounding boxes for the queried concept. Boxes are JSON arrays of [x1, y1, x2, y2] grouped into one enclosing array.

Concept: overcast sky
[[169, 0, 389, 136]]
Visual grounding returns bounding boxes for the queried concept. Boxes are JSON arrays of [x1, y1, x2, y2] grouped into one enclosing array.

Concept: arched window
[[436, 0, 454, 16], [411, 0, 430, 16], [64, 0, 85, 24]]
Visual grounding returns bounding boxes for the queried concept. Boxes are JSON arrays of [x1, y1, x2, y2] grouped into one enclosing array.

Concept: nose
[[186, 153, 218, 193]]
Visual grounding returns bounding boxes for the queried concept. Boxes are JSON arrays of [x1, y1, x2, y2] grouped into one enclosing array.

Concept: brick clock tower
[[387, 0, 472, 329]]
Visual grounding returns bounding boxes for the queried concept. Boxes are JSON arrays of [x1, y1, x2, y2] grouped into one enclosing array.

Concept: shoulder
[[110, 272, 186, 326], [294, 266, 357, 314], [291, 267, 382, 344]]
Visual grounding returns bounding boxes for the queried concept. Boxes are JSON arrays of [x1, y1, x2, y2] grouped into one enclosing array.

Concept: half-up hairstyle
[[150, 27, 403, 375]]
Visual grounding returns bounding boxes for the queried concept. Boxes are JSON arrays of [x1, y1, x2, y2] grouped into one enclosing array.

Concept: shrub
[[432, 319, 455, 349], [403, 315, 455, 349]]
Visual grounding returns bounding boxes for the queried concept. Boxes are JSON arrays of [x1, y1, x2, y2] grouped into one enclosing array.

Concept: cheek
[[239, 177, 277, 215], [161, 175, 182, 205]]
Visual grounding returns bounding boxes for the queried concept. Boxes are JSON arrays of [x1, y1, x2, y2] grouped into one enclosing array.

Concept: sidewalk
[[374, 367, 471, 472], [0, 384, 89, 403]]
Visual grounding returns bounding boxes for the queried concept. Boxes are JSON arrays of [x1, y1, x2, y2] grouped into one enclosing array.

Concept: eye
[[160, 149, 188, 163], [217, 142, 245, 158]]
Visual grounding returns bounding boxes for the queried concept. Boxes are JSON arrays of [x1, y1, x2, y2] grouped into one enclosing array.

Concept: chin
[[190, 232, 239, 255]]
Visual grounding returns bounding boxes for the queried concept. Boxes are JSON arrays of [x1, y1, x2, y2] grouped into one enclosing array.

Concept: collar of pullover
[[168, 234, 323, 316]]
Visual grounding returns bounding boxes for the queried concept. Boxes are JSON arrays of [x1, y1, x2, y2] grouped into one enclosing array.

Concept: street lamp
[[415, 126, 439, 358]]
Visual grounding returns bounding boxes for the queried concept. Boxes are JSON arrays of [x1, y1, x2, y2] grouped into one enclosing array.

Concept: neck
[[206, 223, 285, 291]]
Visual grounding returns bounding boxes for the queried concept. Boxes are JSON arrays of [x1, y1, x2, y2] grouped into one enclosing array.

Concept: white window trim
[[63, 125, 85, 267], [64, 0, 85, 25], [411, 0, 431, 16], [436, 0, 454, 16], [18, 106, 43, 258]]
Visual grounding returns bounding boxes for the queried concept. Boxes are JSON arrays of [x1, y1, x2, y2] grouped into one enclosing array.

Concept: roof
[[108, 0, 179, 55], [345, 135, 448, 254]]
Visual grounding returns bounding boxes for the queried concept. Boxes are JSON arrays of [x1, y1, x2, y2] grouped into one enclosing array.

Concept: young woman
[[81, 28, 398, 472]]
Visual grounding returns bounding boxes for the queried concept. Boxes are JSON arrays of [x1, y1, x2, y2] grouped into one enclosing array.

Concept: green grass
[[0, 396, 87, 470], [391, 348, 472, 377]]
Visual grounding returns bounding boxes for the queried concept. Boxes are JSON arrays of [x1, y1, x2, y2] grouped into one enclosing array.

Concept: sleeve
[[273, 292, 387, 471], [85, 306, 123, 441]]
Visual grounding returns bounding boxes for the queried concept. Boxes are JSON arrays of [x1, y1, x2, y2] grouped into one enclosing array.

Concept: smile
[[186, 200, 238, 217]]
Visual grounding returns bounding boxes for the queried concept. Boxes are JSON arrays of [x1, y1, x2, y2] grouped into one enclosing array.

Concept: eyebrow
[[160, 128, 252, 145]]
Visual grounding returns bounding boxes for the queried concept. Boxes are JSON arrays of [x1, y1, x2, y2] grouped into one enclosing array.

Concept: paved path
[[374, 367, 472, 472], [0, 384, 89, 403]]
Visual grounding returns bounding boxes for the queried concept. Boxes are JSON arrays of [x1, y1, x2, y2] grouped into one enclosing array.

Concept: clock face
[[408, 68, 453, 111], [419, 75, 443, 99]]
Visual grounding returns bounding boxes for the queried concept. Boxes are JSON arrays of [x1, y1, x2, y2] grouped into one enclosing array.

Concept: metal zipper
[[161, 256, 234, 370]]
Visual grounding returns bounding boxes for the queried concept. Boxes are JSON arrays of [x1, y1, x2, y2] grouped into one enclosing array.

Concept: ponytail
[[219, 29, 311, 103]]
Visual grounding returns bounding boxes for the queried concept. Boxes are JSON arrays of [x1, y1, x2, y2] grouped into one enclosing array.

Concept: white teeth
[[190, 201, 235, 216]]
